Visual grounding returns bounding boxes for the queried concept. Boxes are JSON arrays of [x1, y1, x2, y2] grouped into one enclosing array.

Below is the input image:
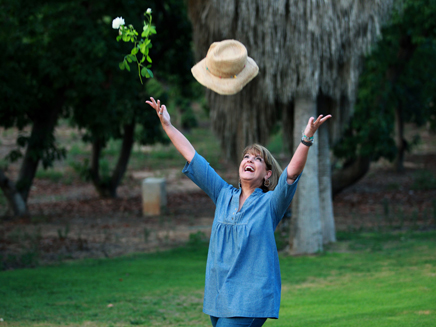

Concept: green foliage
[[69, 159, 92, 181], [334, 0, 436, 162], [179, 98, 199, 130], [115, 10, 156, 84], [274, 230, 288, 251], [0, 0, 195, 202]]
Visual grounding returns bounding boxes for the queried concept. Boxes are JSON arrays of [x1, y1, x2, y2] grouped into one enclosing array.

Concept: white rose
[[146, 8, 152, 14], [112, 17, 125, 29]]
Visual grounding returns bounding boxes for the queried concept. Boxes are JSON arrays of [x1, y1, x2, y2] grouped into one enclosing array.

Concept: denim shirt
[[183, 152, 300, 318]]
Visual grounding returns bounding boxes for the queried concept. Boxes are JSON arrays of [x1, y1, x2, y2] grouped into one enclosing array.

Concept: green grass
[[34, 168, 75, 185], [275, 231, 436, 327], [1, 231, 435, 327], [35, 169, 64, 182]]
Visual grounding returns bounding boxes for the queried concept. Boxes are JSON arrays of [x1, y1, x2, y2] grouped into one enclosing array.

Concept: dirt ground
[[1, 126, 435, 269]]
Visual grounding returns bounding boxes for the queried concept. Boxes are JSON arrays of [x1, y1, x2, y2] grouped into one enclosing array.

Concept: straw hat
[[191, 40, 259, 95]]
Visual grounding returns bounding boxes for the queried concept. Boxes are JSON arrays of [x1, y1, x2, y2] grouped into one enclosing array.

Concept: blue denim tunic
[[183, 152, 300, 319]]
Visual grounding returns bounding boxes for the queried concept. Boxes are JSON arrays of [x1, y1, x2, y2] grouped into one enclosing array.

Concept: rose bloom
[[112, 17, 125, 29], [146, 8, 152, 14]]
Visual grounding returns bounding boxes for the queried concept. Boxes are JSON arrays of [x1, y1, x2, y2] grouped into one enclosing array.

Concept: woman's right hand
[[145, 97, 171, 126], [145, 97, 195, 162]]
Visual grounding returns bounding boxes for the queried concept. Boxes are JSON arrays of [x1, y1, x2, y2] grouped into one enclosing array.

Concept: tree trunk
[[108, 121, 135, 197], [0, 169, 27, 216], [90, 137, 106, 197], [0, 103, 61, 217], [90, 121, 135, 198], [282, 101, 294, 155], [290, 95, 322, 255], [17, 106, 61, 202], [317, 94, 336, 244], [332, 156, 371, 196], [394, 102, 405, 172], [318, 124, 336, 244]]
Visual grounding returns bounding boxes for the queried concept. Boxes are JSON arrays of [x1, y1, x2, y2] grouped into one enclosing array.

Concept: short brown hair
[[241, 144, 283, 192]]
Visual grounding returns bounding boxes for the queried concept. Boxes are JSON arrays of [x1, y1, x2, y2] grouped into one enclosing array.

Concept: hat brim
[[191, 56, 259, 95]]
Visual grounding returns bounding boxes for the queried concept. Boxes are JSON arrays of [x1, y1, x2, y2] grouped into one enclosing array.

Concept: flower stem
[[138, 61, 143, 84]]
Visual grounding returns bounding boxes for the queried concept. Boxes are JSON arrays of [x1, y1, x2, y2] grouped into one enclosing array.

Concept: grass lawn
[[0, 231, 435, 327]]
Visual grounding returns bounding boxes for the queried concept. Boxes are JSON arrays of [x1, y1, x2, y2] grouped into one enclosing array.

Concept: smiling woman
[[145, 40, 331, 327], [239, 144, 283, 193]]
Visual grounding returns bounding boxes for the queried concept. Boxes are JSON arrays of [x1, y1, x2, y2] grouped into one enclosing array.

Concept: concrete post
[[142, 178, 167, 216]]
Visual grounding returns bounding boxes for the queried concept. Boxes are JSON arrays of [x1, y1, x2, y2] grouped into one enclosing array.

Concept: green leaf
[[140, 56, 146, 63], [126, 57, 132, 63], [146, 56, 152, 63], [125, 61, 131, 72], [147, 68, 154, 78], [139, 43, 145, 53], [131, 47, 139, 55], [140, 43, 149, 56], [116, 35, 122, 42], [150, 26, 157, 34], [141, 67, 147, 77], [119, 62, 125, 70]]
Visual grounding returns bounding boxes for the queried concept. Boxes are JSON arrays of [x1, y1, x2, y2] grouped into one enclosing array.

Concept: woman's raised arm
[[286, 114, 332, 184], [145, 97, 195, 163]]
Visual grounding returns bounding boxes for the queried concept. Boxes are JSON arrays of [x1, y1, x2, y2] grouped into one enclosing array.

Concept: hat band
[[206, 64, 245, 79]]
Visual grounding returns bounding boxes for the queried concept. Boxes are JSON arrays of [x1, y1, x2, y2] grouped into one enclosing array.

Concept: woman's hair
[[241, 144, 283, 192]]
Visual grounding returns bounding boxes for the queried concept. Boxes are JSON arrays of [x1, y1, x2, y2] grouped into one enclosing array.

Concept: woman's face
[[239, 151, 272, 187]]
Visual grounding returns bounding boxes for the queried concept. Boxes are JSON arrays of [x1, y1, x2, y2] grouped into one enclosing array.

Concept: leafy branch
[[113, 9, 156, 84]]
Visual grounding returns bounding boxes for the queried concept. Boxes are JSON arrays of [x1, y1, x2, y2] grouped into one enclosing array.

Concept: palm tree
[[188, 0, 392, 254]]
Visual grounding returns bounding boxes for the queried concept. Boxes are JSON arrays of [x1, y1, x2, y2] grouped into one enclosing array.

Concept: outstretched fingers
[[304, 114, 332, 138], [319, 114, 332, 125], [311, 114, 332, 127], [145, 97, 157, 109], [312, 115, 324, 125], [145, 97, 163, 115]]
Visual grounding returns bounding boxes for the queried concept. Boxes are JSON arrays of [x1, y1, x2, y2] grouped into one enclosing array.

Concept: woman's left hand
[[304, 114, 332, 138]]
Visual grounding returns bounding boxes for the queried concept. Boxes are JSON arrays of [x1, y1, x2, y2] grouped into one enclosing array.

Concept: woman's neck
[[239, 182, 259, 211]]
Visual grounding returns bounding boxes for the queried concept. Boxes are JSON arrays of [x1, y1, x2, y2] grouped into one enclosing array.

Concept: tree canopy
[[0, 0, 194, 214], [334, 0, 436, 166]]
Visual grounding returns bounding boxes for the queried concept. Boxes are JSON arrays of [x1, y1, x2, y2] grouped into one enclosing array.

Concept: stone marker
[[142, 177, 167, 215]]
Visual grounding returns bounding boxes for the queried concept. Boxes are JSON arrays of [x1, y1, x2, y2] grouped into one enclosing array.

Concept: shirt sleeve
[[270, 166, 302, 226], [182, 151, 228, 205]]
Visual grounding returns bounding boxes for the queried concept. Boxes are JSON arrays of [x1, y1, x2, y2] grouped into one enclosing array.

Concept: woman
[[146, 95, 331, 327]]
